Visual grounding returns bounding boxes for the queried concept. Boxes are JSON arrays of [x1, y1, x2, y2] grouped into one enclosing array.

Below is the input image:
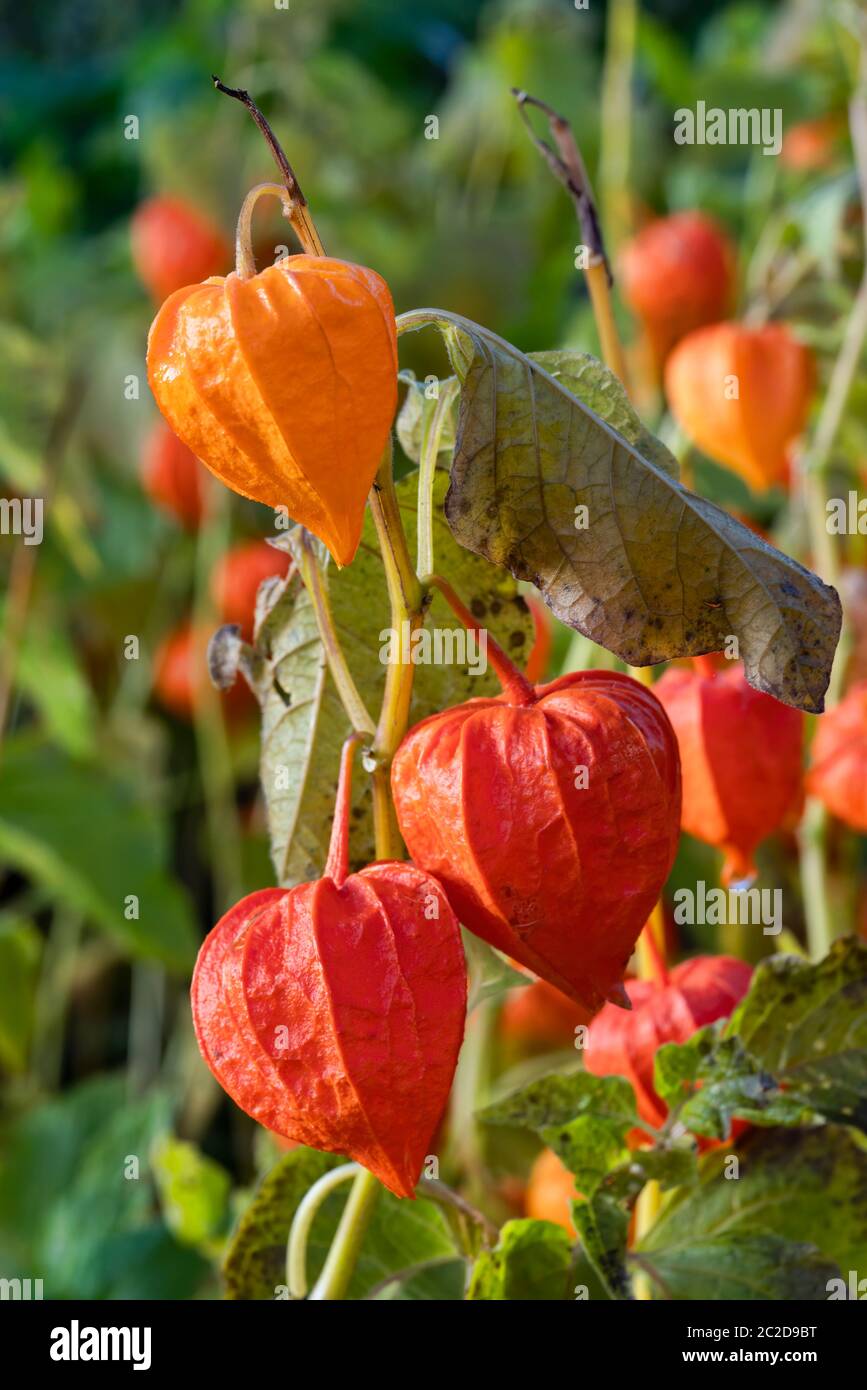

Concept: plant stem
[[31, 909, 83, 1092], [234, 181, 295, 278], [212, 77, 325, 256], [598, 0, 637, 254], [369, 443, 425, 860], [417, 378, 459, 578], [633, 1180, 662, 1300], [423, 574, 535, 704], [0, 376, 82, 759], [446, 995, 496, 1204], [286, 1163, 360, 1299], [798, 37, 867, 958], [295, 531, 375, 737], [512, 89, 631, 393], [586, 262, 631, 387], [306, 1168, 381, 1301], [800, 796, 835, 958]]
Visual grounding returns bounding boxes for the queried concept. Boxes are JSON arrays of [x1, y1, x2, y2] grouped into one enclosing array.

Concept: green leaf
[[603, 1145, 698, 1202], [481, 1070, 637, 1198], [638, 1125, 867, 1299], [399, 310, 841, 713], [655, 1030, 811, 1139], [464, 931, 529, 1011], [481, 1069, 637, 1134], [244, 470, 533, 886], [572, 1193, 631, 1299], [14, 614, 98, 757], [634, 1234, 838, 1301], [367, 1256, 468, 1300], [222, 1149, 458, 1300], [466, 1219, 574, 1300], [531, 350, 680, 480], [0, 1076, 175, 1298], [151, 1136, 231, 1253], [733, 937, 867, 1132], [0, 738, 196, 970], [398, 350, 679, 479], [0, 914, 41, 1072], [573, 1142, 699, 1300]]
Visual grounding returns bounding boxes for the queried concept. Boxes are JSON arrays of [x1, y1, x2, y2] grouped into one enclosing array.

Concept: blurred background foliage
[[0, 0, 860, 1298]]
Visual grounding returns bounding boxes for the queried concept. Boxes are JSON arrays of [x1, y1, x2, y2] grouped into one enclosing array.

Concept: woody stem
[[512, 88, 631, 393], [421, 574, 535, 705], [213, 76, 326, 256]]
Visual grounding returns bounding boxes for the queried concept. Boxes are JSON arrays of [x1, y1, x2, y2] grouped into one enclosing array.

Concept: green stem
[[598, 0, 637, 253], [369, 441, 425, 859], [286, 1163, 360, 1299], [296, 532, 375, 736], [234, 182, 296, 279], [800, 796, 835, 959], [445, 996, 496, 1204], [417, 378, 459, 578], [126, 962, 166, 1097], [31, 909, 83, 1091], [307, 1168, 381, 1301], [797, 42, 867, 959]]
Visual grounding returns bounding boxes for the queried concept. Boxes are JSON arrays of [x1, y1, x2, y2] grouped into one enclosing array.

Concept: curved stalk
[[417, 378, 459, 579], [234, 182, 295, 279], [286, 1163, 360, 1299], [295, 531, 375, 737], [422, 574, 535, 705], [213, 77, 325, 256]]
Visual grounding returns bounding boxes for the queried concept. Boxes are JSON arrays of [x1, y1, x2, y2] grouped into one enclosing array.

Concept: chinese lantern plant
[[479, 938, 867, 1301], [664, 321, 815, 492], [192, 735, 467, 1198], [655, 659, 805, 884], [585, 951, 754, 1133], [211, 539, 293, 639], [807, 679, 867, 830], [144, 81, 845, 1302], [619, 212, 735, 368], [141, 421, 208, 530], [391, 585, 682, 1015], [132, 195, 230, 302]]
